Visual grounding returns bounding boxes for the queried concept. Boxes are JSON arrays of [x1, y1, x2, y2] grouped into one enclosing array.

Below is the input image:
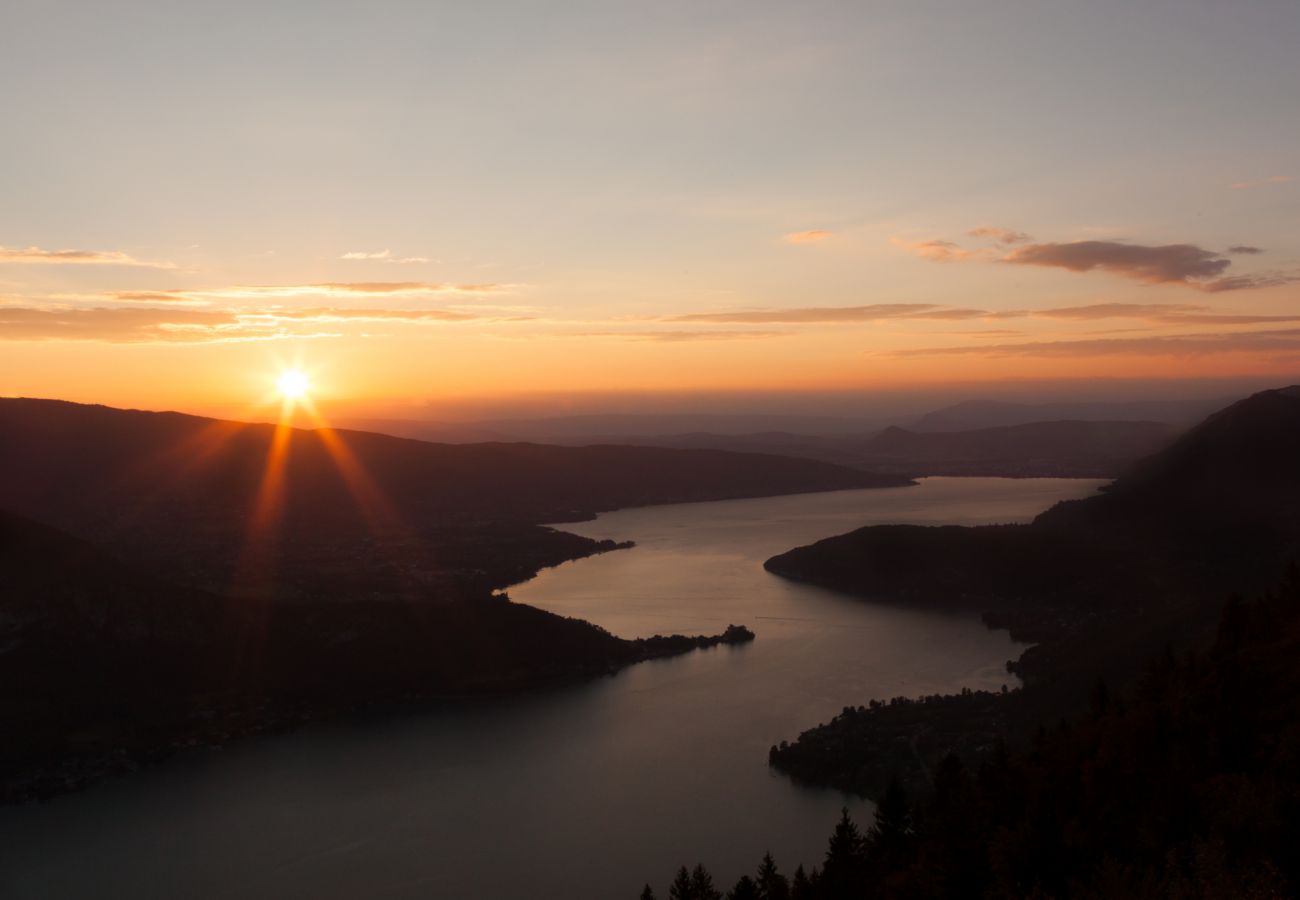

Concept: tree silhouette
[[756, 852, 790, 900], [726, 874, 759, 900]]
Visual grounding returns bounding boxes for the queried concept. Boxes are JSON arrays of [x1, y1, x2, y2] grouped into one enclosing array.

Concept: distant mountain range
[[0, 398, 904, 601], [905, 396, 1231, 432]]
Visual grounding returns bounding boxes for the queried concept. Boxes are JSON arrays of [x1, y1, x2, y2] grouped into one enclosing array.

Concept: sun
[[277, 369, 310, 400]]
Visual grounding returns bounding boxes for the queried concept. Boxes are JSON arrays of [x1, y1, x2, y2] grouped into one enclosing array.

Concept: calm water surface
[[0, 477, 1102, 899]]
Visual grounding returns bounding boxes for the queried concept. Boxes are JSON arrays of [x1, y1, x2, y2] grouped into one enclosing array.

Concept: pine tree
[[756, 852, 790, 900], [669, 866, 694, 900], [691, 863, 723, 900], [727, 874, 760, 900], [822, 806, 866, 897], [789, 866, 813, 900], [641, 885, 657, 900]]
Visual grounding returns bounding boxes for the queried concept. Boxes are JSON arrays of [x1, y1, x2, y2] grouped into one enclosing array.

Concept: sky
[[2, 0, 1298, 420]]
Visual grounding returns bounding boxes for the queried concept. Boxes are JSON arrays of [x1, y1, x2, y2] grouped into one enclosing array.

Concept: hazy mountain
[[857, 419, 1181, 477], [547, 419, 1181, 478], [909, 397, 1229, 432]]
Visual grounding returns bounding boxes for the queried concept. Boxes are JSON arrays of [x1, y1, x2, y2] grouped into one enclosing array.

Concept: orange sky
[[3, 3, 1299, 418]]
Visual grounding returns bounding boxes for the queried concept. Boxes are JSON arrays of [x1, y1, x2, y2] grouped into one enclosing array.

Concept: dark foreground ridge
[[0, 505, 759, 802], [648, 570, 1300, 899]]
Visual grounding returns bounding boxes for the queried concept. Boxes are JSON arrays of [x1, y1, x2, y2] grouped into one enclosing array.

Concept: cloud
[[1032, 302, 1300, 325], [1229, 175, 1293, 190], [0, 305, 496, 343], [574, 330, 787, 343], [672, 303, 995, 324], [968, 226, 1032, 245], [1003, 240, 1234, 286], [106, 282, 510, 304], [902, 228, 1295, 292], [340, 249, 430, 264], [891, 328, 1300, 359], [1033, 303, 1208, 320], [0, 246, 176, 269], [783, 230, 833, 245], [892, 238, 985, 262]]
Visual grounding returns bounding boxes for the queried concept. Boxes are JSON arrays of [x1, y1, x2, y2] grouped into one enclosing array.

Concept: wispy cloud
[[1228, 245, 1264, 255], [671, 303, 996, 324], [573, 330, 787, 343], [0, 305, 500, 343], [1032, 302, 1300, 325], [108, 282, 510, 304], [892, 238, 982, 262], [340, 249, 430, 264], [890, 329, 1300, 359], [783, 230, 833, 245], [1229, 175, 1293, 190], [0, 246, 176, 269], [967, 226, 1032, 245]]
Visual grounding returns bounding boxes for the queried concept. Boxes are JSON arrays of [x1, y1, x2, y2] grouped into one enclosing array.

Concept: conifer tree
[[756, 852, 790, 900]]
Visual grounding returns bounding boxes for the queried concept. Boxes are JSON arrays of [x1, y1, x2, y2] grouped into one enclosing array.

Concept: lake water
[[0, 477, 1102, 899]]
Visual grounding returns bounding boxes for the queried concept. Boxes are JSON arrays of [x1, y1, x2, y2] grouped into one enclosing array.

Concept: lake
[[0, 477, 1103, 899]]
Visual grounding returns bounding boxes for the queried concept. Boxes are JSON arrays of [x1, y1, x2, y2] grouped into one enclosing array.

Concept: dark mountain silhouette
[[0, 506, 753, 802], [0, 398, 905, 601], [767, 386, 1300, 617], [763, 386, 1300, 797]]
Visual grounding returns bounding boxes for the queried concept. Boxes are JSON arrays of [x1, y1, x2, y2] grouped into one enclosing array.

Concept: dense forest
[[646, 569, 1300, 898]]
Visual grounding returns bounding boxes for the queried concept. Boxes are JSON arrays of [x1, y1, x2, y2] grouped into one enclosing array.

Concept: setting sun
[[277, 369, 310, 400]]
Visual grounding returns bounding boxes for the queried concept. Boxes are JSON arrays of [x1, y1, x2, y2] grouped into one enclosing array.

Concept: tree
[[641, 885, 657, 900], [756, 852, 790, 900], [789, 866, 813, 900], [727, 874, 759, 900], [669, 866, 694, 900], [822, 808, 866, 898], [691, 864, 723, 900]]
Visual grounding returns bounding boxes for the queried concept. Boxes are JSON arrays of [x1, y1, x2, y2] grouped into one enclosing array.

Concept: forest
[[645, 567, 1300, 898]]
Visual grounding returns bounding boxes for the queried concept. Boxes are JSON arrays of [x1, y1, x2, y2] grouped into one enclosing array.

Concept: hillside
[[763, 386, 1300, 775], [0, 398, 905, 600], [858, 419, 1179, 477], [0, 507, 752, 802]]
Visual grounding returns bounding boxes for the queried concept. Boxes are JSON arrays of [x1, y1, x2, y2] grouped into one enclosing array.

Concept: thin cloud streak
[[783, 230, 833, 245], [0, 305, 502, 343], [0, 246, 176, 269], [672, 304, 995, 324], [890, 329, 1300, 359], [573, 330, 788, 343]]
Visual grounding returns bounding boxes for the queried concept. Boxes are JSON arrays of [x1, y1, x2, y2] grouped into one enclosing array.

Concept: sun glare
[[277, 369, 310, 400]]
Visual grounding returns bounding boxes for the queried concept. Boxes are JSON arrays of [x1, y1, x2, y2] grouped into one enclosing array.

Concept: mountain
[[0, 507, 751, 802], [0, 398, 907, 601], [334, 412, 881, 443], [765, 386, 1300, 707], [858, 419, 1180, 477], [909, 397, 1228, 432], [500, 419, 1179, 478]]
